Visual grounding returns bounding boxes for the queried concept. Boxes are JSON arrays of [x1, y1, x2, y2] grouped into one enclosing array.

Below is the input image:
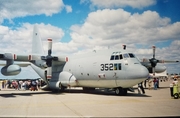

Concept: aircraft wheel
[[115, 88, 120, 95], [174, 93, 179, 99], [115, 87, 127, 96], [59, 82, 65, 92]]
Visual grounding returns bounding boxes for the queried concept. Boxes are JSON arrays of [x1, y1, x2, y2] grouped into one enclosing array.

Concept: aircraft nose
[[127, 64, 149, 80], [139, 65, 149, 78]]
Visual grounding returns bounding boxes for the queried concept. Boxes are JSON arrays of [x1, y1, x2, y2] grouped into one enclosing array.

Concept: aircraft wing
[[0, 53, 67, 67], [141, 58, 179, 64], [0, 61, 30, 67], [0, 53, 41, 61], [140, 58, 179, 68]]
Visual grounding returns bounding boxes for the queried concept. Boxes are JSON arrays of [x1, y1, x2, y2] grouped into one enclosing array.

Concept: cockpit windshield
[[110, 52, 135, 60]]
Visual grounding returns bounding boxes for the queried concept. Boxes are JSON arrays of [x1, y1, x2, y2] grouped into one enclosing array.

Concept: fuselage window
[[129, 53, 135, 58], [110, 55, 115, 60], [123, 53, 129, 58], [118, 63, 121, 70], [114, 64, 117, 70], [115, 55, 119, 60], [114, 63, 121, 70]]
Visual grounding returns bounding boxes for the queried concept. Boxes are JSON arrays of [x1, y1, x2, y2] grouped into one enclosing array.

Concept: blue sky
[[0, 0, 180, 79]]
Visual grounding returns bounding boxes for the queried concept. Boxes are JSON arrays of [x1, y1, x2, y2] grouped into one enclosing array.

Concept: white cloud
[[69, 9, 179, 47], [0, 23, 64, 54], [90, 0, 156, 9], [65, 5, 72, 13], [0, 0, 65, 24]]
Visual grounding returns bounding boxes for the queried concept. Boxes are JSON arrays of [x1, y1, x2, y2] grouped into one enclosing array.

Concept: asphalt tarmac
[[0, 80, 180, 117]]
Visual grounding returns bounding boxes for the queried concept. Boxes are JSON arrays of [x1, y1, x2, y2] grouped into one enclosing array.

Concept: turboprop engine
[[0, 53, 21, 76], [1, 65, 21, 76], [48, 71, 77, 90]]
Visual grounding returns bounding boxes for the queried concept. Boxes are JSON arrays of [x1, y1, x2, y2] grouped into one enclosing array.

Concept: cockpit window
[[110, 52, 135, 60], [119, 54, 123, 59], [115, 55, 119, 60], [129, 53, 135, 58], [123, 54, 129, 58], [110, 55, 115, 60]]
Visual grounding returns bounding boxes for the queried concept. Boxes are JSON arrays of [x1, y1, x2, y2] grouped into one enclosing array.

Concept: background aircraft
[[0, 26, 179, 95]]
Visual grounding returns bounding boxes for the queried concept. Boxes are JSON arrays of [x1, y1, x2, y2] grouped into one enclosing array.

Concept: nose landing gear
[[115, 87, 127, 96]]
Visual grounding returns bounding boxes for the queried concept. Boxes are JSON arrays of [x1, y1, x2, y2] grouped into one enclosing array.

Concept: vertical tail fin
[[32, 25, 44, 54]]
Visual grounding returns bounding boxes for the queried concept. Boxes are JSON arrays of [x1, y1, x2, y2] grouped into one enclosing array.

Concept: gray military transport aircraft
[[0, 25, 179, 95]]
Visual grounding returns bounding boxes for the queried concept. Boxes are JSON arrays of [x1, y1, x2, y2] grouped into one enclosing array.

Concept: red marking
[[28, 55, 32, 60], [103, 74, 105, 78], [47, 75, 52, 79], [48, 38, 52, 41], [13, 54, 17, 60], [98, 75, 101, 78], [66, 57, 68, 62]]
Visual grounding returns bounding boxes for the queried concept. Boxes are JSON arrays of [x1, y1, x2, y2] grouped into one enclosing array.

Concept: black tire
[[115, 88, 120, 95], [59, 82, 65, 92], [115, 87, 127, 96], [174, 93, 179, 99]]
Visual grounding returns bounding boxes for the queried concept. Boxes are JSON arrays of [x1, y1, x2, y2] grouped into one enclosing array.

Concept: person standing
[[138, 81, 145, 94], [170, 82, 174, 98], [153, 78, 158, 90]]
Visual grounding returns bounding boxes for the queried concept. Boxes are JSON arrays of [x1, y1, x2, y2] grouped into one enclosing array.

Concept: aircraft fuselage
[[53, 49, 149, 89]]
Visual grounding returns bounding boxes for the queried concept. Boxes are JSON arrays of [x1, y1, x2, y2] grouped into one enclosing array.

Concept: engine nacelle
[[48, 71, 77, 90], [1, 65, 21, 76], [48, 81, 61, 90], [148, 65, 166, 73], [155, 65, 166, 73]]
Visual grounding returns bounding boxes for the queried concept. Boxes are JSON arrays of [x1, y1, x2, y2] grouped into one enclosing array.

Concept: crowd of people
[[137, 76, 170, 94], [0, 79, 47, 91]]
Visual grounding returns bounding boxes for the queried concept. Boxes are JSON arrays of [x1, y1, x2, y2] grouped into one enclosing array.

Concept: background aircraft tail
[[32, 25, 44, 54]]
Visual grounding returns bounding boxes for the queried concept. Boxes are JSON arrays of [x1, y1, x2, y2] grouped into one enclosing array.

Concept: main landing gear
[[115, 87, 127, 96]]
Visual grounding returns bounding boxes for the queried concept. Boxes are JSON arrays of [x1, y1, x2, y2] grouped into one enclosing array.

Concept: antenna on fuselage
[[123, 45, 126, 50]]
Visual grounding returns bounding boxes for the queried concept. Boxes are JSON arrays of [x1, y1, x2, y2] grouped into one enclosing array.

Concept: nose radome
[[139, 65, 149, 78]]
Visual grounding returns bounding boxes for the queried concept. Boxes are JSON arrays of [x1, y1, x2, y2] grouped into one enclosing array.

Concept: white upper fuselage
[[59, 49, 149, 88]]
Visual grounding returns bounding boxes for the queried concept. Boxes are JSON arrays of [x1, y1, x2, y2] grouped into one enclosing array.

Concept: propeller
[[41, 39, 58, 79], [142, 46, 164, 76], [149, 46, 158, 76], [149, 46, 159, 75], [142, 46, 179, 76]]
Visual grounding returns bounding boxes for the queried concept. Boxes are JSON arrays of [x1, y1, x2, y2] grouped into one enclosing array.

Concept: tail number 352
[[100, 63, 113, 71]]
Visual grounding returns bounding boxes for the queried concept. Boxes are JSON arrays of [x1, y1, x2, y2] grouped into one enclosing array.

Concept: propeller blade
[[48, 38, 52, 56], [142, 58, 150, 62], [163, 60, 179, 63], [46, 67, 52, 79], [152, 45, 156, 58], [152, 67, 155, 76], [157, 60, 164, 63]]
